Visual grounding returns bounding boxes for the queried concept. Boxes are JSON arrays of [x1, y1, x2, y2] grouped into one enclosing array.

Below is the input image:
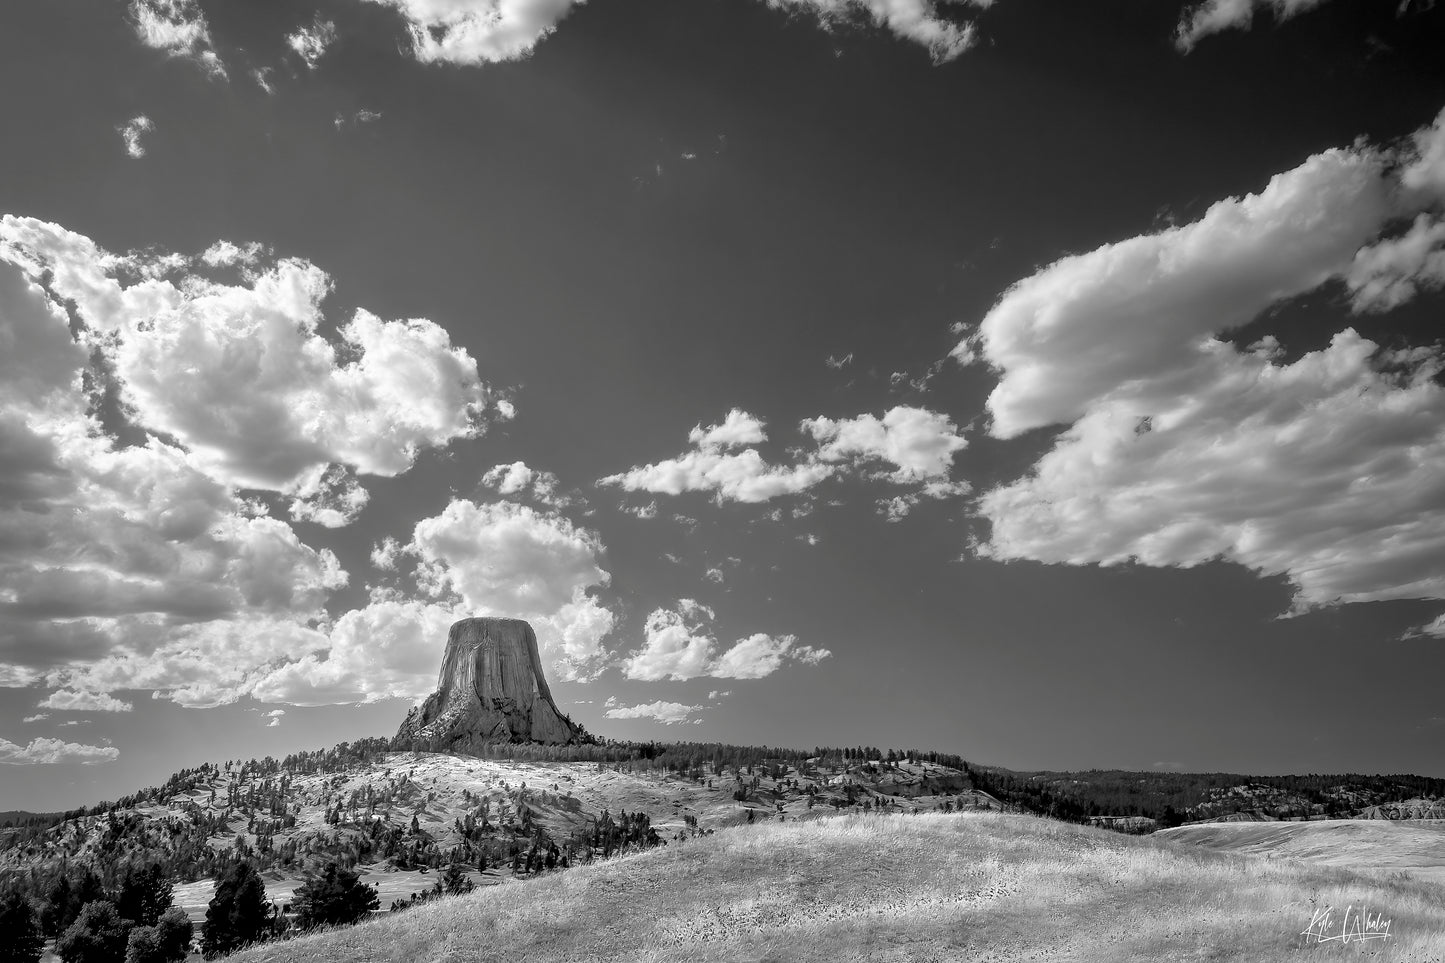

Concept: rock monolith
[[397, 617, 581, 749]]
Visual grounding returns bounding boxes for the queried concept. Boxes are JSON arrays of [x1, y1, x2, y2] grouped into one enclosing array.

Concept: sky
[[1, 0, 1444, 811]]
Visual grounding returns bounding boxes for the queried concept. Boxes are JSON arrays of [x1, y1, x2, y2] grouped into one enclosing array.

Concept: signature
[[1301, 904, 1392, 944]]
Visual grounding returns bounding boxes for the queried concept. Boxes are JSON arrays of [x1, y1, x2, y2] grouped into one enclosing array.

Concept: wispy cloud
[[118, 115, 154, 158]]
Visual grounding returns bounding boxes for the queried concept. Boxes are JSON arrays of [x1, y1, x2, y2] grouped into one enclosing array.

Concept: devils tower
[[397, 617, 582, 749]]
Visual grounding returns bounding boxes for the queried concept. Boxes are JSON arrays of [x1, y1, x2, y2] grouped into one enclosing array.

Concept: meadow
[[228, 810, 1445, 963]]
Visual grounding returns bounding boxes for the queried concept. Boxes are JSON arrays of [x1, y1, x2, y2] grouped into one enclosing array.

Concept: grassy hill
[[229, 810, 1445, 963], [1158, 819, 1445, 886]]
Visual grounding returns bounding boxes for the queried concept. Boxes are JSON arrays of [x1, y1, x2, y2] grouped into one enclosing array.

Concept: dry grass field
[[1158, 820, 1445, 886], [227, 810, 1445, 963]]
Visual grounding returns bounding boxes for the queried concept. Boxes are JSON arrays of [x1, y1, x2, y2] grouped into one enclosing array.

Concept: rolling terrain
[[1157, 819, 1445, 886], [227, 810, 1445, 963]]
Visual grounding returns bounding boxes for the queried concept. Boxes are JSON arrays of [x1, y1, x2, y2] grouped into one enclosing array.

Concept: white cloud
[[263, 708, 285, 726], [245, 597, 461, 706], [37, 690, 133, 712], [1402, 107, 1445, 204], [128, 0, 226, 77], [200, 240, 267, 271], [802, 405, 967, 483], [603, 699, 702, 725], [21, 713, 49, 724], [710, 632, 829, 679], [707, 689, 730, 700], [289, 466, 370, 528], [972, 128, 1445, 615], [0, 217, 505, 508], [877, 479, 971, 521], [1174, 0, 1330, 51], [765, 0, 982, 64], [599, 410, 834, 504], [623, 601, 828, 681], [118, 116, 154, 159], [287, 18, 337, 69], [624, 604, 718, 681], [363, 0, 982, 67], [363, 0, 586, 64], [252, 496, 622, 703], [0, 251, 350, 707], [481, 460, 563, 505], [1408, 613, 1445, 639], [689, 408, 767, 448], [825, 352, 854, 370], [964, 145, 1393, 439], [1346, 214, 1445, 313], [619, 500, 657, 519], [0, 736, 119, 765], [603, 406, 968, 505]]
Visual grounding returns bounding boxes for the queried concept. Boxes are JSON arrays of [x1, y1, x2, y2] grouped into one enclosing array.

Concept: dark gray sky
[[2, 0, 1444, 810]]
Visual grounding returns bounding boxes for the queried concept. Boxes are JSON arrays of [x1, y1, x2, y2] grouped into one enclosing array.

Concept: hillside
[[1157, 820, 1445, 886], [0, 743, 1004, 911], [228, 811, 1445, 963]]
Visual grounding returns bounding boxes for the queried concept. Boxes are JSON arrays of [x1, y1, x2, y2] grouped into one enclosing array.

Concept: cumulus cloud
[[128, 0, 225, 77], [970, 123, 1445, 615], [764, 0, 982, 64], [0, 216, 513, 709], [263, 708, 285, 727], [0, 217, 504, 507], [118, 116, 154, 159], [603, 699, 703, 725], [964, 146, 1394, 438], [481, 461, 564, 505], [602, 405, 967, 506], [599, 410, 833, 504], [1174, 0, 1330, 51], [245, 596, 461, 706], [362, 0, 586, 64], [802, 406, 967, 484], [689, 408, 767, 448], [0, 253, 350, 706], [287, 18, 337, 68], [1346, 214, 1445, 313], [21, 714, 49, 724], [253, 499, 618, 703], [38, 690, 133, 712], [363, 0, 983, 67], [622, 601, 828, 681], [0, 736, 119, 765], [199, 240, 267, 272]]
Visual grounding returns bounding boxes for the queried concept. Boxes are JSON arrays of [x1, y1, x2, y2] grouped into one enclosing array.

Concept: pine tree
[[116, 864, 172, 928], [201, 863, 270, 959], [438, 860, 474, 897], [290, 862, 379, 929], [40, 874, 73, 938]]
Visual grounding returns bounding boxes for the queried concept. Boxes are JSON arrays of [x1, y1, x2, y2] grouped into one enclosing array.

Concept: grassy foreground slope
[[231, 812, 1445, 963]]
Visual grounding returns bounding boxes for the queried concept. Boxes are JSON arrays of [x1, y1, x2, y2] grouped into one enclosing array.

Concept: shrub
[[56, 901, 130, 963]]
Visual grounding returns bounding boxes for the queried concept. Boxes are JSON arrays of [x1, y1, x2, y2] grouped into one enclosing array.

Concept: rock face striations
[[397, 617, 581, 749]]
